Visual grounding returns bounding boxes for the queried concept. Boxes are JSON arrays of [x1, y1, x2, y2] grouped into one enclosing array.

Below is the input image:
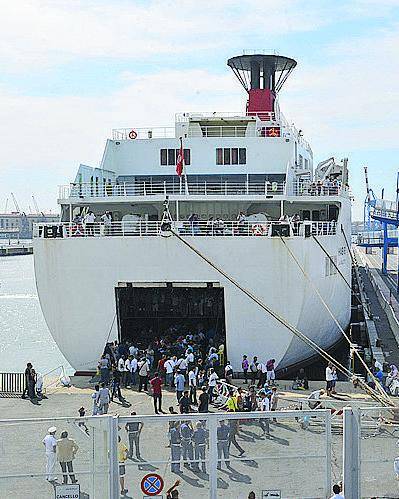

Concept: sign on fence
[[55, 483, 80, 499], [262, 490, 281, 498]]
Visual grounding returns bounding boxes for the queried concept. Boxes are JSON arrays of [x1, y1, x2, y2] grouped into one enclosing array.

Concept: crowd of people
[[297, 176, 343, 196], [95, 339, 280, 416]]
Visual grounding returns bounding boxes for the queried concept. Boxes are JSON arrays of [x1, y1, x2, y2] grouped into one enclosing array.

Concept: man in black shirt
[[22, 363, 33, 399], [179, 391, 191, 414], [198, 387, 209, 413]]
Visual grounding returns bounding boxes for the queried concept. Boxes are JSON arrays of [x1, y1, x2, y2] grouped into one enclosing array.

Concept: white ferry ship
[[33, 54, 351, 373]]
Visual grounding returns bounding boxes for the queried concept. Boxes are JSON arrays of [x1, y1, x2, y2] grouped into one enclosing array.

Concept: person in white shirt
[[374, 359, 383, 372], [137, 358, 150, 392], [308, 389, 325, 410], [188, 367, 198, 405], [224, 361, 233, 384], [258, 392, 270, 436], [164, 357, 176, 387], [186, 350, 195, 366], [124, 356, 131, 387], [83, 210, 96, 236], [176, 357, 188, 375], [100, 211, 112, 235], [42, 427, 57, 482], [257, 362, 267, 388], [329, 483, 344, 498], [130, 357, 138, 386], [326, 363, 334, 396], [208, 368, 219, 403]]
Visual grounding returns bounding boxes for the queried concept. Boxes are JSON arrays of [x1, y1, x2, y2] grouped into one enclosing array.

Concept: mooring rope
[[170, 229, 394, 407]]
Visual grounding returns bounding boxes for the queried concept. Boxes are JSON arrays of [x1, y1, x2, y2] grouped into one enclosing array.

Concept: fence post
[[325, 410, 332, 497], [108, 416, 119, 499], [343, 407, 360, 499], [208, 414, 218, 499]]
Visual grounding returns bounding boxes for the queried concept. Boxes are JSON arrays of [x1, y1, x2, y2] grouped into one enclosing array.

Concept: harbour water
[[0, 255, 73, 374]]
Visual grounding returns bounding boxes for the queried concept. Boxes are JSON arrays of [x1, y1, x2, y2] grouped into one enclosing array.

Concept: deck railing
[[111, 124, 287, 140], [59, 181, 287, 199], [33, 220, 337, 239], [59, 179, 346, 200]]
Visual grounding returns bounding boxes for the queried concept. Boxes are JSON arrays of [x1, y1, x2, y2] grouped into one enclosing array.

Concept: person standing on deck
[[22, 362, 33, 399], [188, 366, 198, 405], [198, 386, 210, 413], [266, 359, 276, 385], [250, 356, 258, 385], [326, 362, 334, 396], [57, 431, 79, 485], [208, 368, 219, 404], [138, 357, 150, 392], [150, 372, 164, 414], [242, 355, 249, 384], [42, 427, 57, 482], [174, 371, 185, 402]]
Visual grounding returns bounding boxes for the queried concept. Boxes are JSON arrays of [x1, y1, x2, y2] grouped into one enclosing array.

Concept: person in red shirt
[[150, 372, 165, 414], [157, 355, 167, 382]]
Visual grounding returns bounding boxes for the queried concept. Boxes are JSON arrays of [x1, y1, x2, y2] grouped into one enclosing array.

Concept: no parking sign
[[141, 473, 164, 496]]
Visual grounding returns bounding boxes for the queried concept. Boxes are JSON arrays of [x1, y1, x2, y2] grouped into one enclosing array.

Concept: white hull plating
[[34, 233, 351, 372]]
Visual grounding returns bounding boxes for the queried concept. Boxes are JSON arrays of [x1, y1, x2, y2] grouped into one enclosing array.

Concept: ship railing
[[187, 125, 289, 138], [112, 127, 175, 140], [175, 111, 278, 122], [292, 180, 346, 197], [33, 220, 337, 239], [111, 124, 288, 140], [59, 181, 287, 199]]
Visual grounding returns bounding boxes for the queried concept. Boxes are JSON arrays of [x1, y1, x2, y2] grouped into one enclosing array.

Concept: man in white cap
[[42, 427, 57, 482]]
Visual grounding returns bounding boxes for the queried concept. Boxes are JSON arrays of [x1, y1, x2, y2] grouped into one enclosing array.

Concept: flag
[[176, 137, 184, 176]]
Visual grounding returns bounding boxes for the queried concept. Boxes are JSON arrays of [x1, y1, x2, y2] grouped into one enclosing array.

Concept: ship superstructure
[[33, 54, 351, 373]]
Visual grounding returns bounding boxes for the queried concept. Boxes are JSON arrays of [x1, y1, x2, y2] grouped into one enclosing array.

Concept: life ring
[[251, 224, 266, 236], [128, 129, 137, 140]]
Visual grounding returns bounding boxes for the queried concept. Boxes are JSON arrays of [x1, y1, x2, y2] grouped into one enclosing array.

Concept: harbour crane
[[32, 195, 40, 215], [10, 192, 20, 214]]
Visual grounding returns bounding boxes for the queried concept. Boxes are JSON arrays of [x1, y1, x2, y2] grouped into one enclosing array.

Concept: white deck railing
[[59, 181, 287, 199], [59, 180, 346, 200], [112, 124, 287, 140], [33, 220, 337, 239], [175, 111, 277, 121]]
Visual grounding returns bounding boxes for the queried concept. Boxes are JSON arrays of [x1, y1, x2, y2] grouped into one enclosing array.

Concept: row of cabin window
[[160, 148, 247, 166], [160, 149, 191, 166], [216, 148, 246, 165]]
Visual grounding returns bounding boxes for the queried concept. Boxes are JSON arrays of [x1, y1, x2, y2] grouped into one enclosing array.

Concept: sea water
[[0, 254, 73, 374]]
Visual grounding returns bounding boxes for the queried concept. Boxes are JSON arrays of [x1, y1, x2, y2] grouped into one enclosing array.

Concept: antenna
[[227, 53, 297, 115]]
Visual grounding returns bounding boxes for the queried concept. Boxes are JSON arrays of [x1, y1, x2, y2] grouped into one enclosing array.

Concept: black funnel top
[[227, 54, 297, 93]]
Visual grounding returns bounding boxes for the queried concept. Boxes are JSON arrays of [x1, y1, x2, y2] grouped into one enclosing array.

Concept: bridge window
[[160, 149, 191, 166], [216, 148, 246, 165]]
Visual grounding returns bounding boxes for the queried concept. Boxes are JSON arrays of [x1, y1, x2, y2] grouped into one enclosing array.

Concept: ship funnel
[[227, 54, 297, 115]]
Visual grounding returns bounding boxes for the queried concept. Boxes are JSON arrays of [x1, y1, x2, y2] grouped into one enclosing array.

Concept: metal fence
[[0, 411, 332, 499], [358, 406, 399, 499], [0, 416, 116, 499], [2, 408, 392, 499]]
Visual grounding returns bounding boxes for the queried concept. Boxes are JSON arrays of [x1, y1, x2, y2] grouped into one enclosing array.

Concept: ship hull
[[33, 233, 351, 372]]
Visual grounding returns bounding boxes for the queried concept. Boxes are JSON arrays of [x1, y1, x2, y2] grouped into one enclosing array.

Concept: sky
[[1, 0, 399, 220]]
